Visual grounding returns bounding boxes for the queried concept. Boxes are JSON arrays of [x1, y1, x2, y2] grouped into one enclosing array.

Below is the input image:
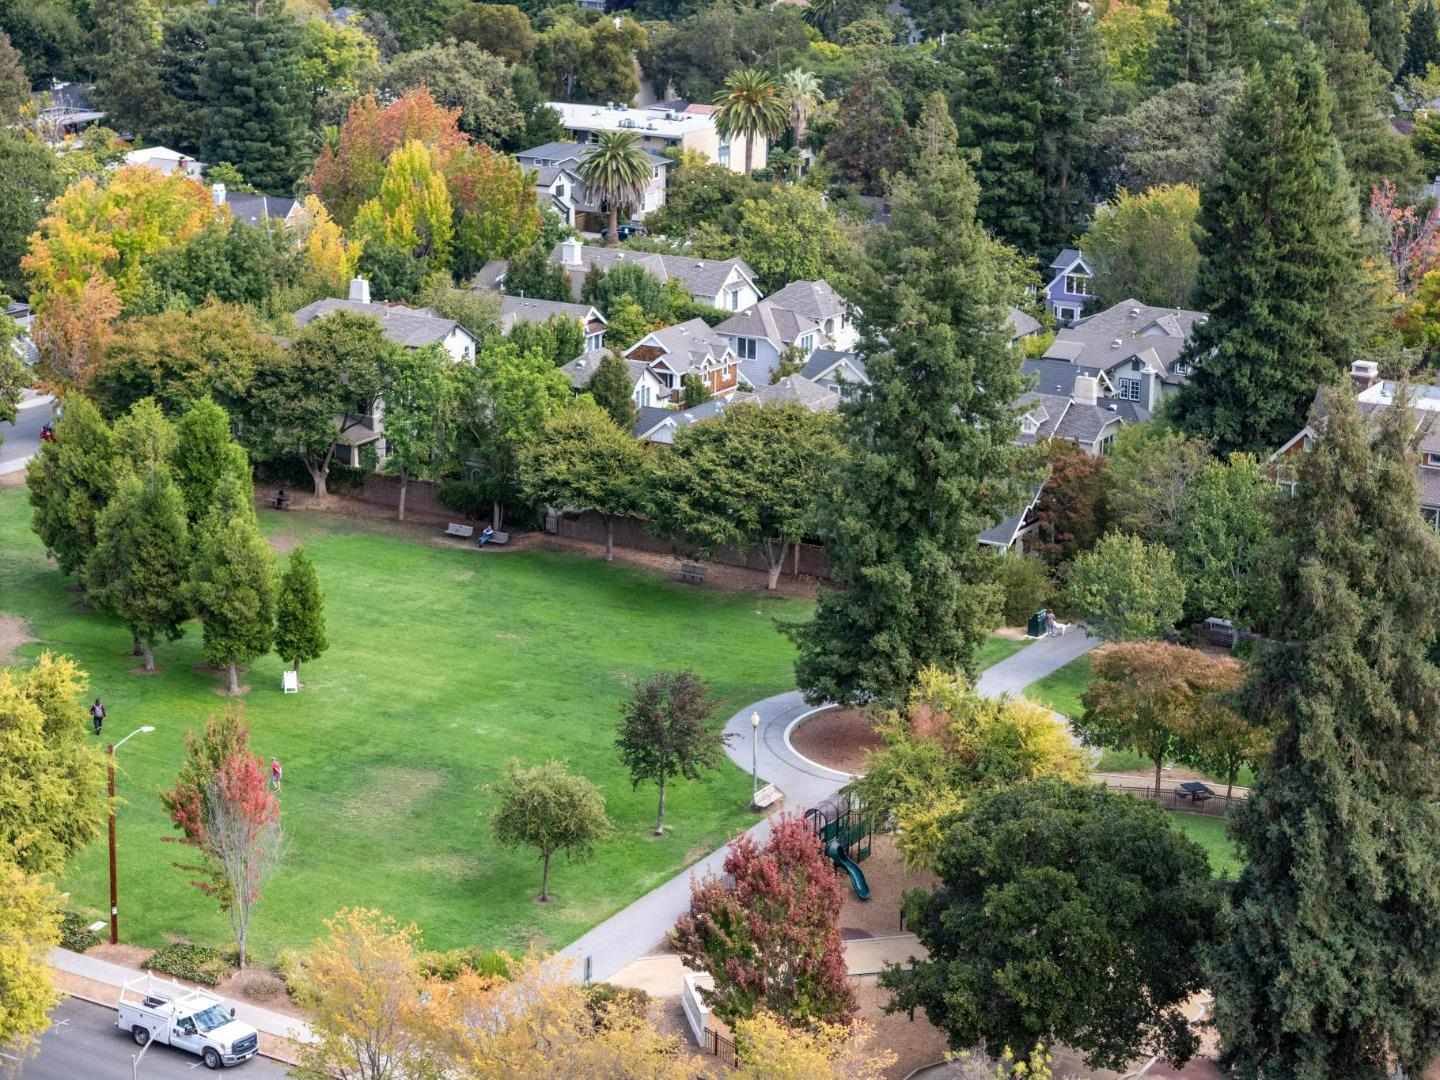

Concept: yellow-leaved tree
[[0, 858, 63, 1056], [731, 1012, 896, 1080]]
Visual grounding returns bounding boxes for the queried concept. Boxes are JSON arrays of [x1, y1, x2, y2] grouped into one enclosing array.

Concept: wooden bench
[[680, 562, 706, 585], [270, 494, 291, 511], [751, 783, 783, 810], [445, 522, 475, 539], [478, 530, 509, 547]]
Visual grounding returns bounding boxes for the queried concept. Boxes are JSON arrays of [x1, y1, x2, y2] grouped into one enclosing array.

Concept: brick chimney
[[1350, 359, 1379, 392], [348, 277, 371, 304]]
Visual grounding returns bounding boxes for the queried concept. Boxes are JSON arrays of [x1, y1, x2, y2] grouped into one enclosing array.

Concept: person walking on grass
[[270, 757, 282, 792], [90, 698, 105, 736]]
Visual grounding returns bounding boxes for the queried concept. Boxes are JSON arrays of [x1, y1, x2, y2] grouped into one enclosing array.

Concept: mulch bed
[[789, 706, 884, 774]]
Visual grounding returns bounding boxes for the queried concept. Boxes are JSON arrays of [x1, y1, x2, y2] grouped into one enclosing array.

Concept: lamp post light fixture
[[108, 725, 155, 945], [750, 710, 761, 801]]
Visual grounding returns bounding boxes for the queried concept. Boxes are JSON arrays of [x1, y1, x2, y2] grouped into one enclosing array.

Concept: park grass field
[[1170, 813, 1243, 879], [1022, 654, 1092, 719], [0, 487, 815, 960]]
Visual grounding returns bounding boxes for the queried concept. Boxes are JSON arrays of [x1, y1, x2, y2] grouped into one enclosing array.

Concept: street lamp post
[[108, 725, 155, 945], [750, 710, 760, 802]]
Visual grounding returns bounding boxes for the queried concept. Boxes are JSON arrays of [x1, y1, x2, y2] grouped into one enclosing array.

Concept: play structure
[[804, 792, 873, 901]]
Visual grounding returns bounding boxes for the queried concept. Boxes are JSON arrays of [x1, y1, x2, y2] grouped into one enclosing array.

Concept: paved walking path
[[48, 947, 315, 1045], [559, 631, 1100, 984]]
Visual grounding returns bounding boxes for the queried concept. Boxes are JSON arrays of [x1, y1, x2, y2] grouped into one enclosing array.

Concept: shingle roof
[[561, 349, 650, 391], [291, 299, 467, 349], [760, 279, 849, 322], [627, 318, 731, 376], [472, 260, 508, 292], [714, 303, 819, 348], [518, 141, 669, 168], [223, 193, 296, 227], [1021, 357, 1107, 398], [1049, 248, 1084, 271], [549, 244, 757, 304], [1049, 298, 1208, 384], [752, 374, 840, 412], [801, 349, 869, 385], [499, 295, 602, 334], [1006, 306, 1042, 340]]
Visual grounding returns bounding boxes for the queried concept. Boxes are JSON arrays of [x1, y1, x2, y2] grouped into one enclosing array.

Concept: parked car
[[616, 222, 648, 239], [116, 974, 259, 1069]]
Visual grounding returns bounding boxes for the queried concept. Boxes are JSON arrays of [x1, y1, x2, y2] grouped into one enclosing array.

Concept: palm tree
[[712, 67, 789, 177], [780, 67, 824, 157], [803, 0, 838, 37], [576, 131, 653, 247]]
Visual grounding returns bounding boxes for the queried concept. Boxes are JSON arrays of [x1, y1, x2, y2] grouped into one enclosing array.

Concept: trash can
[[1027, 610, 1047, 638]]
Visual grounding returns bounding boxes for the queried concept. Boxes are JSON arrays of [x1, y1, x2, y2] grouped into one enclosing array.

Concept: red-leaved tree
[[160, 707, 251, 901], [205, 751, 284, 968], [1372, 180, 1440, 296], [671, 814, 855, 1029]]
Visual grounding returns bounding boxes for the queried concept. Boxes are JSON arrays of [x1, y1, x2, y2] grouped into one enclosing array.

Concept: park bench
[[1177, 781, 1216, 802], [680, 563, 706, 585], [445, 522, 475, 539], [478, 530, 509, 547], [751, 783, 783, 811], [270, 492, 291, 510]]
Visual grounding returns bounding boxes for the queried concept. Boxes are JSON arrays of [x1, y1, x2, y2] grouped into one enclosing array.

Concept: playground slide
[[826, 840, 870, 901]]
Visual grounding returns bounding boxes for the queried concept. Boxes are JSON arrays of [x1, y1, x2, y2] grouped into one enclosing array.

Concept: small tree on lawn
[[1183, 697, 1268, 800], [1079, 641, 1242, 793], [1063, 532, 1185, 642], [587, 352, 639, 431], [188, 490, 279, 694], [882, 780, 1220, 1071], [616, 669, 729, 835], [87, 469, 191, 672], [671, 813, 855, 1029], [490, 759, 611, 903], [205, 751, 284, 968], [383, 343, 455, 522], [274, 548, 329, 677], [161, 706, 252, 903], [173, 397, 251, 526], [518, 399, 648, 562], [648, 403, 841, 591]]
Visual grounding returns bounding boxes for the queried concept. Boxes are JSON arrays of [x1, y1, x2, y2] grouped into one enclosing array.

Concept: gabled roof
[[1049, 248, 1088, 272], [980, 485, 1046, 549], [714, 303, 820, 348], [1021, 357, 1109, 398], [1006, 306, 1043, 340], [472, 260, 508, 292], [517, 141, 669, 169], [760, 279, 849, 323], [625, 318, 732, 375], [801, 349, 870, 385], [631, 397, 747, 443], [499, 295, 604, 334], [1050, 298, 1208, 383], [292, 299, 472, 349], [561, 349, 652, 391], [222, 193, 297, 227], [752, 374, 839, 412], [549, 244, 758, 303]]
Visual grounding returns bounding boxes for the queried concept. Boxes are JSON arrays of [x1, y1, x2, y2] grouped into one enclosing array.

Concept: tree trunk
[[1226, 765, 1236, 802], [237, 927, 246, 969], [227, 662, 239, 695], [131, 630, 143, 656], [143, 641, 155, 673], [743, 136, 754, 177], [397, 471, 409, 522], [1154, 755, 1164, 798], [293, 659, 301, 676], [762, 537, 788, 591], [492, 500, 504, 531], [608, 204, 619, 246], [308, 463, 329, 500], [604, 516, 615, 562], [539, 852, 551, 902], [655, 777, 666, 835]]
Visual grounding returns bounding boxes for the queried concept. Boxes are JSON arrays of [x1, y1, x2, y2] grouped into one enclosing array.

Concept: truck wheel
[[203, 1048, 222, 1069], [131, 1027, 150, 1047]]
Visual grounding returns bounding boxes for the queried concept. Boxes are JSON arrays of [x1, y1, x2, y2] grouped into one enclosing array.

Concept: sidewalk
[[560, 633, 1098, 985], [48, 946, 315, 1046]]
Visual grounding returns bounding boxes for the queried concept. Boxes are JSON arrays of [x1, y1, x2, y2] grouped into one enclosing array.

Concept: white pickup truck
[[116, 973, 260, 1069]]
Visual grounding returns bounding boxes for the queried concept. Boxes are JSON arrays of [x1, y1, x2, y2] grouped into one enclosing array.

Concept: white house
[[546, 100, 767, 174], [516, 141, 669, 229], [499, 295, 607, 352], [549, 239, 762, 312], [800, 349, 869, 399], [561, 348, 669, 410], [624, 319, 741, 403], [714, 279, 857, 388], [124, 146, 205, 179]]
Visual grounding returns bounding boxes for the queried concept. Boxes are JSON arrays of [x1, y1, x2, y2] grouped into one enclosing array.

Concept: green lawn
[[1169, 812, 1243, 879], [976, 634, 1029, 671], [0, 488, 816, 960], [1022, 654, 1092, 719]]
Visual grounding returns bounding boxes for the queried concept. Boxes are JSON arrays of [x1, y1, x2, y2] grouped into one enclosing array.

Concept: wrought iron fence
[[704, 1028, 739, 1068], [1109, 784, 1238, 817]]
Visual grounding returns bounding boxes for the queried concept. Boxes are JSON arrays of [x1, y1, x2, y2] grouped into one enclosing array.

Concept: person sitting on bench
[[274, 489, 289, 509], [478, 526, 494, 548]]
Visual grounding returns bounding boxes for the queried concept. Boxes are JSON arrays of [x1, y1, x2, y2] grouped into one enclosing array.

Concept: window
[[798, 334, 814, 352], [637, 385, 651, 408], [1055, 306, 1078, 324], [1426, 507, 1440, 530], [555, 183, 566, 198], [586, 333, 604, 351], [1118, 378, 1142, 401], [1426, 452, 1440, 469], [1173, 360, 1190, 375], [1020, 415, 1038, 434], [736, 337, 757, 360], [727, 289, 740, 310], [718, 142, 731, 167], [1065, 273, 1091, 296]]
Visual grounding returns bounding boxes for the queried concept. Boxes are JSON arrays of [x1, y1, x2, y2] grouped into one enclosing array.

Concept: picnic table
[[1177, 781, 1216, 802]]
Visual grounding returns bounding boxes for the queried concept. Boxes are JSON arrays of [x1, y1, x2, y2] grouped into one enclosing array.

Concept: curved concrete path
[[559, 631, 1100, 983]]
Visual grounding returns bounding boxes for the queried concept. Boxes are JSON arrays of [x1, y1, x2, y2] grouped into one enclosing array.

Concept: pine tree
[[188, 497, 278, 695], [88, 469, 191, 673], [200, 1, 309, 192], [1152, 0, 1250, 87], [1401, 0, 1440, 81], [1210, 388, 1440, 1078], [586, 352, 639, 431], [789, 101, 1037, 707], [949, 0, 1111, 254], [1173, 57, 1385, 455], [1357, 0, 1404, 75], [274, 548, 328, 678], [173, 397, 251, 525], [26, 395, 116, 580]]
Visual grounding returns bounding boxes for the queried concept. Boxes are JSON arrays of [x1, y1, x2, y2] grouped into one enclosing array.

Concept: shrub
[[274, 948, 307, 996], [998, 550, 1051, 626], [59, 911, 102, 953], [147, 943, 235, 986], [584, 982, 650, 1026], [418, 946, 513, 982], [231, 967, 286, 999], [437, 478, 490, 519]]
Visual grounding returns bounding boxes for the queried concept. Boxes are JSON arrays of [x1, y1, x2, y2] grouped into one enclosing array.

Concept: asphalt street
[[8, 998, 290, 1080], [0, 394, 54, 475]]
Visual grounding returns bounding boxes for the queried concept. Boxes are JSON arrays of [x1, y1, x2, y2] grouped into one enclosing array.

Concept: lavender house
[[1044, 249, 1093, 325]]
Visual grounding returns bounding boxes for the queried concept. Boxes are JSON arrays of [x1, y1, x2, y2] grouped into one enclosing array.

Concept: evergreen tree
[[1173, 58, 1385, 454], [188, 487, 278, 694], [274, 548, 328, 677], [26, 396, 117, 580], [1357, 0, 1404, 75], [1152, 0, 1250, 87], [1401, 0, 1440, 82], [173, 397, 251, 526], [586, 352, 639, 430], [112, 398, 178, 480], [88, 470, 191, 673], [789, 102, 1036, 706], [1210, 387, 1440, 1078], [1307, 0, 1417, 191], [949, 0, 1111, 254], [200, 1, 310, 192]]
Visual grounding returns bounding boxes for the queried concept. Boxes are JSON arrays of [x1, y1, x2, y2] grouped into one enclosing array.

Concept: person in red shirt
[[270, 757, 282, 792]]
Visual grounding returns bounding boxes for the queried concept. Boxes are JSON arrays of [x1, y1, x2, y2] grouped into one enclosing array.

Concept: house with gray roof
[[800, 349, 869, 399], [752, 374, 840, 412], [499, 295, 607, 351], [210, 183, 300, 228], [624, 318, 741, 403], [1044, 249, 1093, 324], [714, 279, 858, 388], [561, 349, 669, 410], [550, 239, 761, 311], [1006, 305, 1043, 341], [516, 141, 669, 228]]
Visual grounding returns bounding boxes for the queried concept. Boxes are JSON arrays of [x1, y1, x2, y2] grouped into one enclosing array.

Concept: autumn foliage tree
[[29, 276, 121, 392], [205, 751, 284, 968], [616, 669, 728, 834], [160, 707, 251, 901], [1030, 439, 1109, 567], [672, 813, 855, 1029]]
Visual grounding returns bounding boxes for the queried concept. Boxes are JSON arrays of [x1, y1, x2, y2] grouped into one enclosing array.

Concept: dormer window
[[1020, 415, 1038, 434], [1173, 361, 1190, 375], [1064, 273, 1091, 296], [1425, 452, 1440, 469]]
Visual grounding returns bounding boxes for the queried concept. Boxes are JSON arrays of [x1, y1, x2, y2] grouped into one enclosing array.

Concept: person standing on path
[[90, 698, 105, 736], [270, 757, 282, 792]]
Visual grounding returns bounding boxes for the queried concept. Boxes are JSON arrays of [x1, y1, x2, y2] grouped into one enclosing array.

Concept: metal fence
[[1110, 784, 1239, 817], [704, 1029, 739, 1068]]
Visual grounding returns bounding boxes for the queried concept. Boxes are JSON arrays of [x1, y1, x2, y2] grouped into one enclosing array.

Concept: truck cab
[[117, 974, 259, 1069]]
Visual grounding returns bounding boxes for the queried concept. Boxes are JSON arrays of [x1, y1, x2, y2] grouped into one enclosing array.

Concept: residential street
[[9, 998, 290, 1080], [0, 392, 54, 476]]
